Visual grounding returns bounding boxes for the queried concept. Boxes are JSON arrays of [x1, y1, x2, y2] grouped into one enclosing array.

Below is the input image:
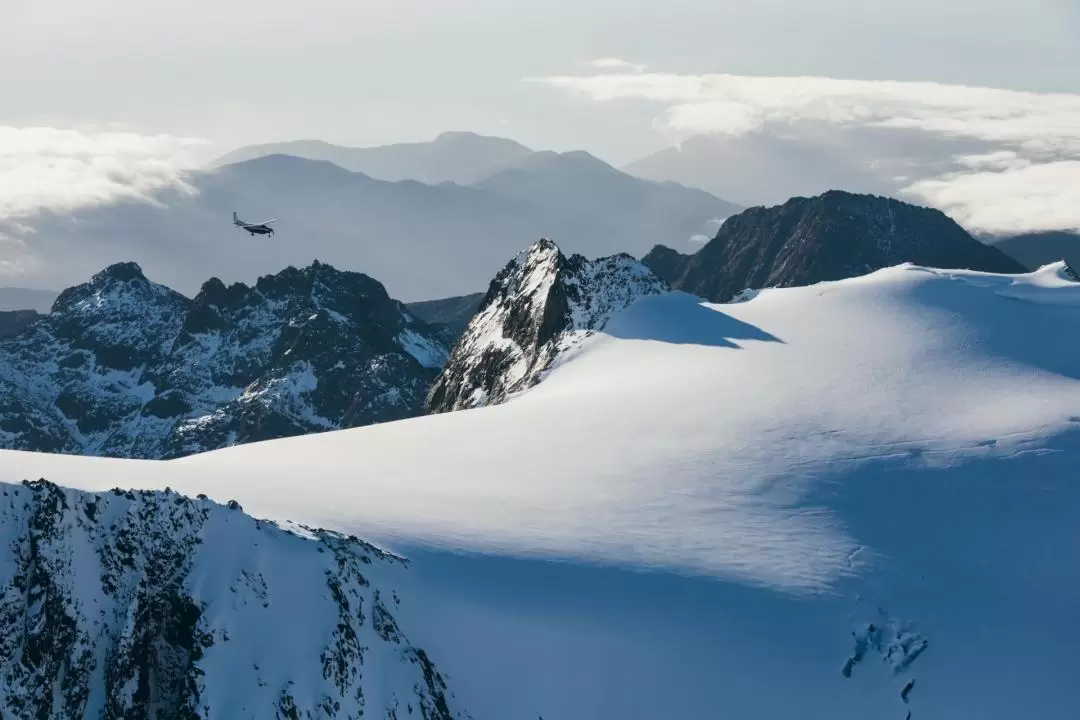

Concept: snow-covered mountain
[[428, 238, 667, 412], [0, 478, 465, 719], [2, 257, 1079, 719], [644, 190, 1026, 302], [0, 261, 448, 459]]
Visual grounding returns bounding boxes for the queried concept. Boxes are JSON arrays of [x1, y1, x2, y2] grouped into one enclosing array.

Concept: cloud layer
[[0, 126, 204, 221], [584, 57, 648, 74], [532, 69, 1080, 234]]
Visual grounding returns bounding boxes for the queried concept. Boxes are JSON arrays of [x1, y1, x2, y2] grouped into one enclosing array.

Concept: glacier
[[1, 259, 1078, 718]]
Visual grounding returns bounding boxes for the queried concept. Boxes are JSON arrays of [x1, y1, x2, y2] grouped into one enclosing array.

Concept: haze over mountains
[[212, 130, 536, 186], [0, 287, 58, 313], [0, 97, 1075, 720], [1, 133, 738, 303]]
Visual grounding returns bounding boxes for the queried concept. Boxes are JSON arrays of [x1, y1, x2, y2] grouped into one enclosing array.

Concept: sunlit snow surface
[[3, 262, 1079, 719]]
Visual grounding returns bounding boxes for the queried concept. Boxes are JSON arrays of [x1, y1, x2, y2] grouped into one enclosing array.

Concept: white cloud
[[531, 69, 1080, 234], [904, 161, 1080, 235], [0, 232, 39, 280], [534, 72, 1080, 147], [0, 126, 205, 221], [584, 58, 647, 73]]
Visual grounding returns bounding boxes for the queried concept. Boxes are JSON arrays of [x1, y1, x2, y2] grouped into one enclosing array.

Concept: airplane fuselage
[[232, 213, 276, 236], [241, 224, 274, 235]]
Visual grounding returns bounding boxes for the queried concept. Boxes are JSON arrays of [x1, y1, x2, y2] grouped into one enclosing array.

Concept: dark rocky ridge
[[428, 238, 667, 413], [643, 190, 1027, 302], [0, 478, 464, 718], [0, 261, 450, 459]]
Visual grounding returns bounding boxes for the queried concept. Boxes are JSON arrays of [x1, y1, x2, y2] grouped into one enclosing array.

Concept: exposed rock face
[[428, 238, 667, 413], [643, 190, 1028, 302], [0, 261, 449, 458], [0, 478, 466, 719]]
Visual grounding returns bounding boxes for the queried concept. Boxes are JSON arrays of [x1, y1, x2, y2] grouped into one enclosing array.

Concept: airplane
[[232, 212, 277, 237]]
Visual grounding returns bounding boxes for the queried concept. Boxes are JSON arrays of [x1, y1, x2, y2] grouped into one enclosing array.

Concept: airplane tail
[[232, 211, 241, 225]]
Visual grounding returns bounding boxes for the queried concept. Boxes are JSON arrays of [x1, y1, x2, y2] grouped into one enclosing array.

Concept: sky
[[1, 0, 1079, 242]]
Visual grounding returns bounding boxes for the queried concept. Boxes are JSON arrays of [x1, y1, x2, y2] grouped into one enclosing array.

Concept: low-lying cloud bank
[[0, 125, 204, 220], [0, 125, 204, 279], [533, 66, 1080, 235]]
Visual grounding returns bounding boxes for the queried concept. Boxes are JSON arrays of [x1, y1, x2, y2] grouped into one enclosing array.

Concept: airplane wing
[[256, 219, 278, 225]]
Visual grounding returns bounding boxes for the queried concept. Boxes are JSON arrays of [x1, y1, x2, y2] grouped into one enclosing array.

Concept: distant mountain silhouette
[[406, 292, 485, 339], [643, 191, 1026, 302], [3, 153, 737, 302], [212, 131, 535, 185], [984, 231, 1080, 271]]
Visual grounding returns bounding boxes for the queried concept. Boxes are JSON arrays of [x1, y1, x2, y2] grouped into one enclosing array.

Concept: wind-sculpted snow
[[1, 261, 1079, 719], [0, 260, 450, 458], [428, 238, 667, 412], [0, 479, 466, 719]]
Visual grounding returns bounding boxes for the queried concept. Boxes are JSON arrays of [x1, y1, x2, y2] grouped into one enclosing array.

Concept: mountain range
[[212, 130, 535, 186], [0, 260, 449, 459], [2, 137, 738, 303], [3, 251, 1077, 719], [0, 191, 1047, 462]]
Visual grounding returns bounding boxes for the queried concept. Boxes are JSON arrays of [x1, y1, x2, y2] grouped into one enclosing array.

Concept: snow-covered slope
[[2, 261, 1079, 719], [428, 238, 667, 412], [0, 261, 448, 459], [0, 479, 464, 719]]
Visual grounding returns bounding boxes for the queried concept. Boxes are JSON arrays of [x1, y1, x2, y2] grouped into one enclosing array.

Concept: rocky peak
[[52, 261, 178, 317], [0, 260, 452, 459], [643, 190, 1027, 303], [0, 478, 465, 719], [427, 238, 667, 413]]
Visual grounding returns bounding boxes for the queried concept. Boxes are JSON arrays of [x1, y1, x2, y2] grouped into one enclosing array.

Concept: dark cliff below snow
[[0, 478, 464, 719], [0, 261, 449, 459], [643, 190, 1027, 302], [427, 238, 667, 413]]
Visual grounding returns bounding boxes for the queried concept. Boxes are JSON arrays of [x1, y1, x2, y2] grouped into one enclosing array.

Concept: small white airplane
[[232, 212, 277, 237]]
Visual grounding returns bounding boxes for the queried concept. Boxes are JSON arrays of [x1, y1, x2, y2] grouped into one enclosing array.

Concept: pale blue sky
[[2, 0, 1077, 163]]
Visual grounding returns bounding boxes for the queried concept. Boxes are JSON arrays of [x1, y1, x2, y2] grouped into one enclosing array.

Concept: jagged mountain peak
[[643, 189, 1026, 303], [52, 260, 181, 316], [95, 260, 148, 283], [0, 260, 451, 459], [428, 238, 667, 413], [0, 478, 465, 719], [253, 260, 390, 305]]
